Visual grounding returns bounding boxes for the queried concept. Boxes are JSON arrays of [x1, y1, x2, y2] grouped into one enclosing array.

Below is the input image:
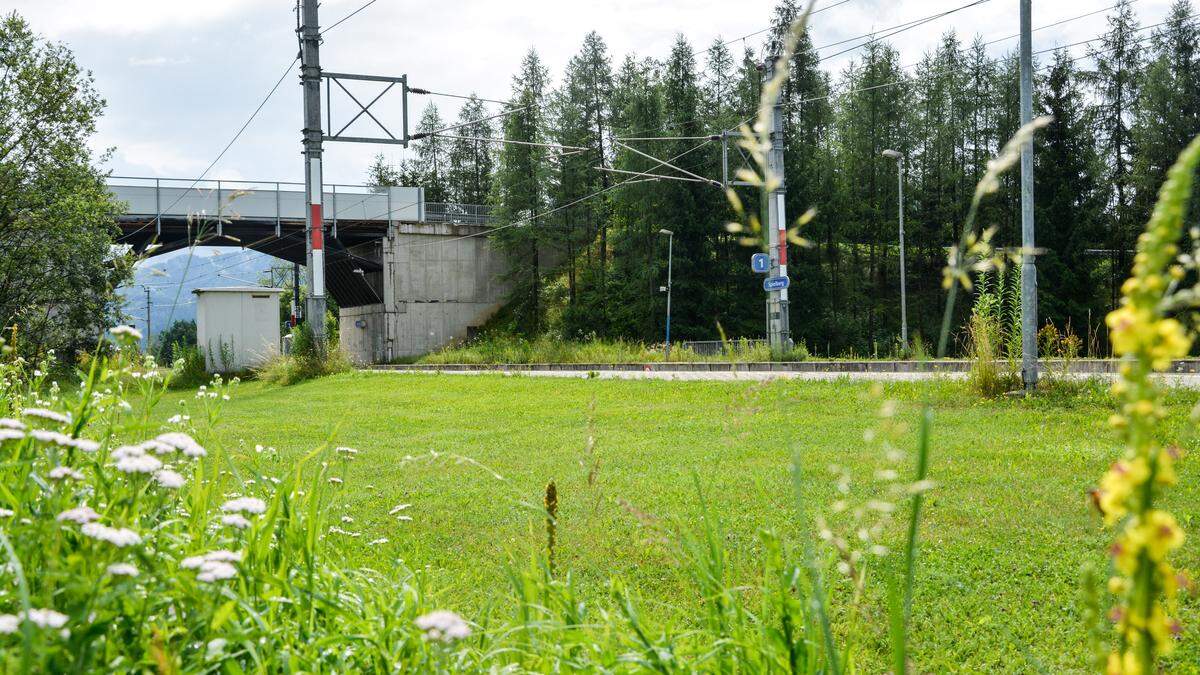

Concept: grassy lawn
[[157, 372, 1199, 672]]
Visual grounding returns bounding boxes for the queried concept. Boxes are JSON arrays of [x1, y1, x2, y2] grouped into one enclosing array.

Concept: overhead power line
[[118, 57, 299, 242], [322, 0, 380, 35], [719, 0, 857, 47]]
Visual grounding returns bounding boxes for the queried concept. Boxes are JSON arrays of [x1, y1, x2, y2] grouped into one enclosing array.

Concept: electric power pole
[[1019, 0, 1039, 390], [300, 0, 326, 340], [764, 56, 791, 353], [143, 286, 152, 354], [292, 262, 301, 327]]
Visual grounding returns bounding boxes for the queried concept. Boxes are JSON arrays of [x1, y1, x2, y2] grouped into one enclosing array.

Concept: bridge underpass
[[109, 176, 510, 362]]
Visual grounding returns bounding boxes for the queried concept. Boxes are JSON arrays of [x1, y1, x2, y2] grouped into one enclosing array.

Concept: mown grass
[[157, 372, 1200, 672]]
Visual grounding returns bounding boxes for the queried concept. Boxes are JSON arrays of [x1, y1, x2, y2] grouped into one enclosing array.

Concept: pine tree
[[1090, 0, 1144, 308], [492, 49, 552, 334], [1131, 0, 1200, 225], [556, 32, 614, 322], [1036, 50, 1107, 345], [413, 103, 449, 203], [446, 96, 494, 205], [606, 55, 666, 338]]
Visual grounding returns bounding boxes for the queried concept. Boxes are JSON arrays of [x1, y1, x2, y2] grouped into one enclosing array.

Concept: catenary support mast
[[300, 0, 326, 339]]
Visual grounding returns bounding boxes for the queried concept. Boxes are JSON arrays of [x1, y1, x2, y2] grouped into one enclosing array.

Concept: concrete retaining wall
[[339, 223, 511, 364]]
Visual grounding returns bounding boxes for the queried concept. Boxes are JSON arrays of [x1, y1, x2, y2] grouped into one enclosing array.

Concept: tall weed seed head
[[1094, 134, 1200, 674]]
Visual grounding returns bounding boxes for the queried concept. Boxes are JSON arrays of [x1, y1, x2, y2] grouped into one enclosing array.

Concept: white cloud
[[7, 0, 275, 37], [113, 140, 209, 177], [128, 55, 192, 67]]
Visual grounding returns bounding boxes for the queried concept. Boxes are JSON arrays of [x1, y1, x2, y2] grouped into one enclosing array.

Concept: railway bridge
[[109, 176, 511, 362]]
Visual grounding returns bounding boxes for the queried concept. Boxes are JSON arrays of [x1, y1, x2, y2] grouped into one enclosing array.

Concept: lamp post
[[659, 229, 674, 361], [882, 149, 908, 350]]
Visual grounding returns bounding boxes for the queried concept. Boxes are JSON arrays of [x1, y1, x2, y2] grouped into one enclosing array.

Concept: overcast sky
[[8, 0, 1177, 189]]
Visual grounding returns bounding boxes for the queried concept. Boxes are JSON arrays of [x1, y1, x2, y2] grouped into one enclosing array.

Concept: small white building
[[193, 287, 284, 372]]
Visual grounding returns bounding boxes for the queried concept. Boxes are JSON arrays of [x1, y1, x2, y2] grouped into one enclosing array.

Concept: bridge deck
[[108, 176, 494, 308]]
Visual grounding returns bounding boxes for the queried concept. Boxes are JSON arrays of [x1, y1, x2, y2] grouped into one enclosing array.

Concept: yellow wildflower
[[1140, 510, 1184, 560]]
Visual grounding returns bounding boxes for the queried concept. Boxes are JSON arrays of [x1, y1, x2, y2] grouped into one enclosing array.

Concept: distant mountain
[[117, 247, 282, 339]]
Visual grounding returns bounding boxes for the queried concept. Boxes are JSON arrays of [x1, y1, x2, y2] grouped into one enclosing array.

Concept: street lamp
[[882, 149, 908, 350], [658, 229, 674, 361]]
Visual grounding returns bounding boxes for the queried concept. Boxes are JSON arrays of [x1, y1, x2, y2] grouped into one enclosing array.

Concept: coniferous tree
[[446, 96, 494, 205], [492, 49, 552, 334], [1132, 0, 1200, 225], [1036, 51, 1107, 343], [1090, 0, 1144, 308], [414, 103, 449, 202]]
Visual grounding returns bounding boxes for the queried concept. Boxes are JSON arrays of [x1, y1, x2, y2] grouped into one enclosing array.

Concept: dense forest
[[368, 0, 1200, 357]]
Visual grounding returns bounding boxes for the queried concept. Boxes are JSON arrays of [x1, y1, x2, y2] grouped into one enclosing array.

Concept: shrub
[[258, 322, 351, 386], [168, 342, 208, 390]]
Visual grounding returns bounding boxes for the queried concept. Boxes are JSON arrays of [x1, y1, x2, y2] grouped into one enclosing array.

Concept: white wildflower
[[80, 523, 141, 547], [0, 615, 15, 634], [335, 446, 359, 456], [21, 408, 69, 424], [221, 514, 251, 530], [368, 538, 389, 546], [341, 516, 353, 524], [415, 610, 471, 642], [68, 438, 100, 453], [57, 506, 100, 524], [140, 440, 177, 455], [116, 453, 162, 475], [111, 444, 145, 461], [22, 609, 68, 630], [30, 429, 73, 447], [196, 561, 237, 583], [0, 509, 13, 518], [221, 497, 266, 515], [908, 479, 937, 494], [388, 504, 411, 515], [327, 526, 359, 537], [156, 432, 206, 458], [166, 414, 190, 425], [110, 325, 142, 340], [154, 469, 185, 489], [49, 466, 85, 481], [0, 429, 24, 442], [206, 638, 227, 658], [0, 418, 26, 431], [106, 563, 139, 577]]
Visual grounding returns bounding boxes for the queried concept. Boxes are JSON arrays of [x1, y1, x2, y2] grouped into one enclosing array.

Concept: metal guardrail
[[106, 175, 493, 232], [424, 202, 494, 225], [680, 340, 768, 356]]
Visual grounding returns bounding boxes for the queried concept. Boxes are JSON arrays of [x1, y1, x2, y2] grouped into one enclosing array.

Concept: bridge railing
[[107, 176, 499, 233], [424, 202, 494, 226]]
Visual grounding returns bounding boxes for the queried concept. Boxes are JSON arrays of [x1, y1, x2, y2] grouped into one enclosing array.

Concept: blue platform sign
[[763, 275, 790, 291], [751, 253, 771, 273]]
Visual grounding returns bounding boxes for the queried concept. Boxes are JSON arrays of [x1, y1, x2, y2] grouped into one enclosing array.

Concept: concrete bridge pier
[[339, 221, 511, 364]]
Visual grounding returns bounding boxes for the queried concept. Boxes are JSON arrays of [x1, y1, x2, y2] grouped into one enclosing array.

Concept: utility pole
[[143, 286, 152, 354], [291, 262, 301, 327], [883, 149, 908, 350], [659, 229, 674, 360], [1019, 0, 1038, 390], [300, 0, 326, 340], [763, 56, 791, 354]]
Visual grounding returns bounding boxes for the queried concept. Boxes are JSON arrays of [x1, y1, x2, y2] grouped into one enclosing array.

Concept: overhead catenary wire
[[614, 140, 723, 187], [622, 0, 1000, 140], [719, 0, 856, 47], [321, 0, 380, 35], [117, 57, 299, 242], [422, 133, 587, 153], [390, 137, 720, 251]]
